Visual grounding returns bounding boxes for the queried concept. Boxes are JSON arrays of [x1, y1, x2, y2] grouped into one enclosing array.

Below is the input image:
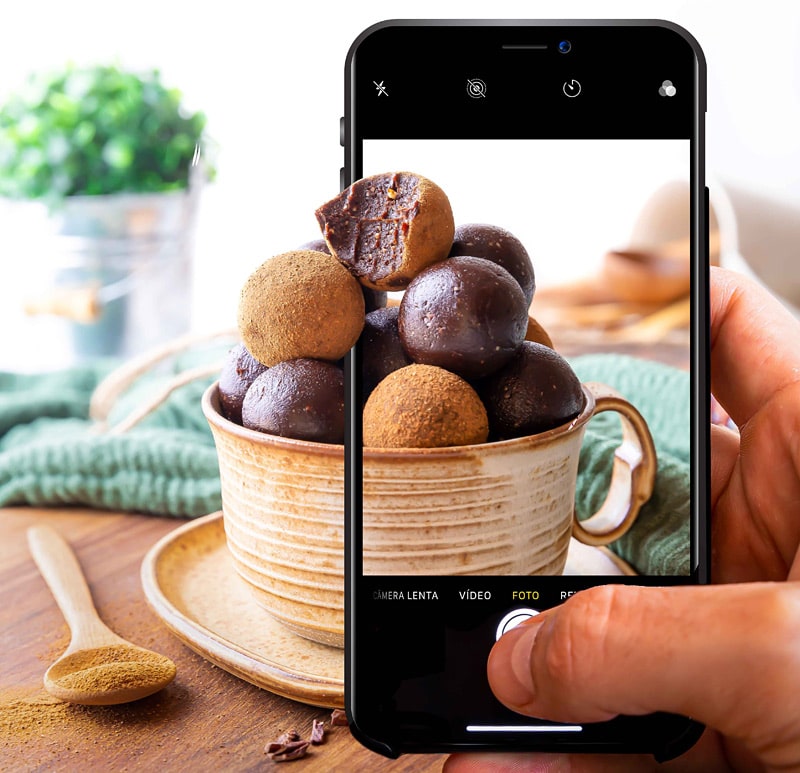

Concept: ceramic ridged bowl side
[[204, 385, 345, 648], [362, 429, 583, 576], [202, 381, 623, 650]]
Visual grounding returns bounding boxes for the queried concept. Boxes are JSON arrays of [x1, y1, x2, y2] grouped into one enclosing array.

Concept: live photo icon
[[659, 79, 677, 97]]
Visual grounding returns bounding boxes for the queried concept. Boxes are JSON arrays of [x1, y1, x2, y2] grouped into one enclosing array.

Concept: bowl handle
[[571, 381, 657, 547]]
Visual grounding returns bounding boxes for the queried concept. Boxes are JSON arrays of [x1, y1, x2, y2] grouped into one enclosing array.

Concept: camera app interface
[[353, 138, 692, 580], [346, 25, 701, 745]]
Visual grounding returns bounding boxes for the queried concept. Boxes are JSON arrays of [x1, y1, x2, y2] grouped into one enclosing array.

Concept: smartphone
[[342, 19, 708, 760]]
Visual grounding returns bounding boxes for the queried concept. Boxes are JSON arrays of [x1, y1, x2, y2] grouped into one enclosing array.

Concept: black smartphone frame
[[344, 19, 708, 760]]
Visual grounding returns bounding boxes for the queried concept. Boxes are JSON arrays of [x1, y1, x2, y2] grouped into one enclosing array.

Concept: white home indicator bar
[[466, 725, 582, 733]]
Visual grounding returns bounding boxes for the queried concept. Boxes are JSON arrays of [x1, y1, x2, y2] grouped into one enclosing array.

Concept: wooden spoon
[[27, 525, 176, 705]]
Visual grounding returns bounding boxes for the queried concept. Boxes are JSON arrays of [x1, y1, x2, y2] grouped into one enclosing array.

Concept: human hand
[[444, 267, 800, 772], [707, 267, 800, 585]]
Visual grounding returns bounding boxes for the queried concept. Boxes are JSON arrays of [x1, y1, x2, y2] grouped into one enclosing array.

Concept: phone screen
[[345, 21, 707, 756]]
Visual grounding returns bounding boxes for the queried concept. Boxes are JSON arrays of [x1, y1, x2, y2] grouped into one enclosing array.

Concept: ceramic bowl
[[203, 380, 654, 649]]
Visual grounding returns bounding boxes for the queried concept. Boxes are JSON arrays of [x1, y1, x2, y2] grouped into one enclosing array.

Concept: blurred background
[[0, 0, 798, 371]]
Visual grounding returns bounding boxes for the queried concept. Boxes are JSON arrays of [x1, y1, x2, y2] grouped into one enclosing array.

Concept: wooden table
[[0, 507, 444, 772], [0, 330, 690, 770]]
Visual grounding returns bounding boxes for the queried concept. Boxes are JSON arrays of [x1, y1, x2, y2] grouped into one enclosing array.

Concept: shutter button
[[496, 608, 540, 641]]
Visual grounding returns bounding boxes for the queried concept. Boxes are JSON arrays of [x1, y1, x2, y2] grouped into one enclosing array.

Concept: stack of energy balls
[[219, 171, 584, 448]]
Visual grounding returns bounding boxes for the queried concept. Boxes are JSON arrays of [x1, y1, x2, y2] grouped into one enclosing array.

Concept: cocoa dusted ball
[[525, 316, 554, 349], [399, 256, 528, 380], [237, 250, 365, 367], [298, 238, 387, 313], [449, 223, 536, 305], [316, 171, 454, 291], [359, 306, 411, 400], [479, 341, 585, 439], [218, 342, 268, 425], [242, 359, 344, 443], [363, 364, 488, 448]]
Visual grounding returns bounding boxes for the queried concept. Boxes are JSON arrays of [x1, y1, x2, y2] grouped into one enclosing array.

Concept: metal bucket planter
[[1, 186, 200, 370]]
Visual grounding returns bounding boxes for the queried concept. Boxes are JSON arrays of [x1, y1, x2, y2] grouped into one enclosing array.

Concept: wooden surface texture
[[0, 507, 444, 772]]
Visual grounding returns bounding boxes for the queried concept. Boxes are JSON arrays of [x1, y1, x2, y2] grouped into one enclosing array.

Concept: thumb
[[487, 583, 800, 745]]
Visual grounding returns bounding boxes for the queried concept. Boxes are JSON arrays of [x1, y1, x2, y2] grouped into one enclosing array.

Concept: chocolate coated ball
[[399, 256, 528, 379], [297, 238, 330, 253], [242, 359, 344, 444], [479, 341, 585, 439], [361, 286, 389, 313], [449, 223, 535, 305], [218, 342, 268, 425], [359, 306, 411, 400]]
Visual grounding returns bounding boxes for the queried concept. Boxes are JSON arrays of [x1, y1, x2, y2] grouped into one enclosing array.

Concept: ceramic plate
[[141, 512, 634, 709], [141, 512, 344, 708]]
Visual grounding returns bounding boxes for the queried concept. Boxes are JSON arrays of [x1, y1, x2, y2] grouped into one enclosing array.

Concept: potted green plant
[[0, 64, 215, 368]]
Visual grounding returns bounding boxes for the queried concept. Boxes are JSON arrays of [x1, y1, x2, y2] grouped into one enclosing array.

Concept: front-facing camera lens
[[558, 40, 572, 54]]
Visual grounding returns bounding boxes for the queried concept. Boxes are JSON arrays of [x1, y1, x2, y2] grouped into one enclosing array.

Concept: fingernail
[[488, 617, 544, 709]]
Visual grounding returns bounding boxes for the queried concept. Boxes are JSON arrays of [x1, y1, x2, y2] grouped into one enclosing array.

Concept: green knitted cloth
[[0, 365, 220, 518], [572, 355, 690, 576], [0, 354, 690, 574]]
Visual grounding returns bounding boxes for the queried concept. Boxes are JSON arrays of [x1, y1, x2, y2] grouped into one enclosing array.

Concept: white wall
[[1, 0, 798, 336]]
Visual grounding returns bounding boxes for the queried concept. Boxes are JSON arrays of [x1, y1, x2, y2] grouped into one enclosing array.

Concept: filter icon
[[659, 80, 677, 97]]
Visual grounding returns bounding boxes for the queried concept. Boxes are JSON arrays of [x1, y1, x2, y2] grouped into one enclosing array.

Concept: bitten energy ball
[[449, 223, 536, 305], [479, 341, 585, 439], [360, 306, 411, 400], [218, 342, 268, 425], [363, 364, 488, 448], [399, 256, 529, 380], [298, 238, 386, 311], [238, 250, 365, 367], [315, 171, 454, 291], [242, 359, 345, 443]]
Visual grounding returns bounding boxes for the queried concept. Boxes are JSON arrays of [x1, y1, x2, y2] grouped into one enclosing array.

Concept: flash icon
[[659, 79, 677, 97], [373, 80, 389, 97]]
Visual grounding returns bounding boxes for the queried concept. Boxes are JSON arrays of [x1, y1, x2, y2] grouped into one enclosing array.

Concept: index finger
[[710, 266, 800, 428]]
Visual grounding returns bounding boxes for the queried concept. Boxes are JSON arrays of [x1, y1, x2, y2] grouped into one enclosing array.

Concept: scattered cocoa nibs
[[265, 739, 310, 761], [310, 718, 325, 745], [275, 729, 300, 745], [330, 708, 349, 726]]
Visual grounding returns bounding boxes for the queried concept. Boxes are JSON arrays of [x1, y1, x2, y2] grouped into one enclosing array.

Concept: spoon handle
[[27, 525, 117, 648]]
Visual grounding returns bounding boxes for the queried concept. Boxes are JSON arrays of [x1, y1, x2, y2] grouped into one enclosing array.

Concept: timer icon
[[563, 79, 582, 98]]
